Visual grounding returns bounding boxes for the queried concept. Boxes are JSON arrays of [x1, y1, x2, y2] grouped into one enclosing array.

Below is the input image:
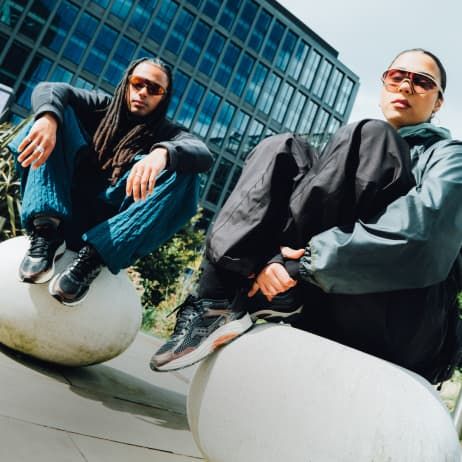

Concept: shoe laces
[[168, 296, 199, 338], [66, 246, 102, 284], [28, 228, 56, 257]]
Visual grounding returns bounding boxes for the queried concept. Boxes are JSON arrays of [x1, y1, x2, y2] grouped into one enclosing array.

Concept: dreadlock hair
[[93, 57, 174, 183]]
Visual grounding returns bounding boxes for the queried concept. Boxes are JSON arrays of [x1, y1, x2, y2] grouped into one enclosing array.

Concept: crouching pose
[[152, 49, 462, 385], [9, 58, 213, 305]]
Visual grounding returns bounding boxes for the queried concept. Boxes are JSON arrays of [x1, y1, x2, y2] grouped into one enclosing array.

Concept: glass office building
[[0, 0, 359, 225]]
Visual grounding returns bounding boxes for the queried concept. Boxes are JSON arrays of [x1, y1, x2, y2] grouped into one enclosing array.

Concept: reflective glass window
[[148, 0, 178, 45], [165, 9, 193, 55], [262, 20, 285, 62], [0, 0, 25, 29], [175, 80, 205, 129], [42, 1, 78, 53], [209, 101, 236, 147], [214, 42, 240, 88], [135, 47, 157, 60], [18, 1, 54, 40], [297, 100, 318, 134], [16, 56, 52, 110], [244, 62, 268, 106], [199, 31, 225, 77], [62, 12, 98, 64], [74, 76, 94, 89], [206, 157, 233, 205], [49, 65, 73, 83], [202, 0, 220, 19], [218, 0, 242, 30], [325, 68, 343, 107], [89, 0, 110, 7], [182, 20, 211, 67], [312, 59, 333, 98], [327, 117, 341, 136], [275, 30, 297, 72], [285, 91, 307, 131], [271, 82, 294, 124], [248, 9, 271, 52], [188, 0, 202, 7], [104, 36, 136, 86], [0, 32, 8, 53], [0, 41, 30, 86], [234, 0, 257, 42], [230, 53, 255, 97], [129, 0, 158, 32], [193, 91, 221, 138], [227, 110, 250, 155], [243, 119, 264, 156], [110, 0, 132, 19], [335, 78, 354, 115], [223, 166, 242, 203], [300, 49, 321, 90], [257, 72, 281, 114], [83, 24, 117, 76], [167, 69, 189, 118], [312, 108, 329, 134], [287, 40, 309, 81]]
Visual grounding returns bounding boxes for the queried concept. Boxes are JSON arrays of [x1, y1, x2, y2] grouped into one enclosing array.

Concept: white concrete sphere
[[188, 324, 461, 462], [0, 236, 142, 366]]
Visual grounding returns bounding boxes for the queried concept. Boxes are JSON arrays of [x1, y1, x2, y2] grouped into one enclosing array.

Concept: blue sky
[[279, 0, 462, 139]]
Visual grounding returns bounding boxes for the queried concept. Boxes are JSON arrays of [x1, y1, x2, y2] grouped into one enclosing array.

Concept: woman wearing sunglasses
[[153, 48, 462, 385], [8, 57, 213, 306]]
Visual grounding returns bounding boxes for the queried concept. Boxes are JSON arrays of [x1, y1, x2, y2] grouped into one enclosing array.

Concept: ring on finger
[[35, 145, 45, 154]]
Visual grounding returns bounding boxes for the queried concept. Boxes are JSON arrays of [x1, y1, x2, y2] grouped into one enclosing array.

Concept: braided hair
[[93, 57, 174, 183]]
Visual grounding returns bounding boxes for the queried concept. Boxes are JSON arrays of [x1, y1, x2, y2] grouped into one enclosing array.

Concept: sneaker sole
[[48, 275, 90, 307], [19, 242, 66, 284], [250, 305, 303, 322], [151, 313, 253, 372]]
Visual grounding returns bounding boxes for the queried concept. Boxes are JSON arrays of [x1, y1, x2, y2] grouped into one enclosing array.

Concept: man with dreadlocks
[[8, 57, 213, 306]]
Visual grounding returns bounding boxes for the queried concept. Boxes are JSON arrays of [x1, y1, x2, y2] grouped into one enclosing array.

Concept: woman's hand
[[17, 113, 58, 169], [248, 246, 305, 301], [126, 147, 168, 201]]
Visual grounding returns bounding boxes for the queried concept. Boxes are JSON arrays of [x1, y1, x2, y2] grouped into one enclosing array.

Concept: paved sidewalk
[[0, 332, 204, 462]]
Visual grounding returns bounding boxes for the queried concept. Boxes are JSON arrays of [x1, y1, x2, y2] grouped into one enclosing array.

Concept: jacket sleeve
[[31, 82, 111, 126], [300, 140, 462, 294], [154, 129, 214, 174]]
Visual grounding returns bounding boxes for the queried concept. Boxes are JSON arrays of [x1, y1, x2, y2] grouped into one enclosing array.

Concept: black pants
[[199, 120, 453, 383]]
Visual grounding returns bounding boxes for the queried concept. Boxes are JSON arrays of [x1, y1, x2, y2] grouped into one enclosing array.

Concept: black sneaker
[[49, 245, 103, 306], [246, 288, 304, 323], [19, 221, 65, 283], [150, 294, 253, 372]]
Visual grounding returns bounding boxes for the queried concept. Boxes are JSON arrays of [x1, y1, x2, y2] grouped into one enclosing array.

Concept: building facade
[[0, 0, 359, 225]]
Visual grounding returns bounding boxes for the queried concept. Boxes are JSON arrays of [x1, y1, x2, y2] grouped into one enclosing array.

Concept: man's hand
[[126, 147, 168, 201], [248, 246, 304, 301], [17, 113, 58, 169]]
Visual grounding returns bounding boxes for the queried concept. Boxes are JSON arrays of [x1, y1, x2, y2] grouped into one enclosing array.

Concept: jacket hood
[[398, 123, 451, 141]]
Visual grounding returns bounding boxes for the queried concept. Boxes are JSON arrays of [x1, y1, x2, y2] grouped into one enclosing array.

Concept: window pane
[[83, 24, 117, 76], [18, 1, 53, 40], [214, 42, 240, 88], [110, 0, 132, 19], [62, 13, 98, 64], [182, 20, 210, 67], [297, 100, 318, 134], [244, 62, 268, 106], [300, 49, 321, 90], [0, 41, 30, 86], [89, 0, 110, 7], [312, 59, 333, 98], [16, 56, 52, 110], [103, 36, 136, 86], [42, 1, 78, 53], [287, 40, 309, 81], [234, 0, 257, 42], [285, 91, 307, 131], [129, 0, 158, 32], [193, 91, 221, 138], [74, 76, 94, 89], [243, 119, 264, 156], [206, 157, 233, 205], [335, 78, 354, 115], [167, 69, 189, 118], [257, 72, 281, 114], [226, 110, 250, 155], [262, 20, 284, 62], [148, 0, 178, 45], [198, 31, 225, 77], [209, 101, 236, 147], [311, 108, 329, 134], [175, 80, 205, 129], [202, 0, 220, 19], [49, 65, 73, 83], [271, 82, 294, 125], [248, 8, 271, 52], [275, 30, 297, 72], [230, 53, 255, 97], [165, 9, 193, 55], [218, 0, 242, 30], [325, 68, 343, 107]]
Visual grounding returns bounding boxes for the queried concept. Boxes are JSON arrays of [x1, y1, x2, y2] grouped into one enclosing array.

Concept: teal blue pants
[[8, 108, 200, 273]]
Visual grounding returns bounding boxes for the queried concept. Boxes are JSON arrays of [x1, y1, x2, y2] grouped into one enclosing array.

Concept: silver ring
[[35, 145, 45, 154]]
